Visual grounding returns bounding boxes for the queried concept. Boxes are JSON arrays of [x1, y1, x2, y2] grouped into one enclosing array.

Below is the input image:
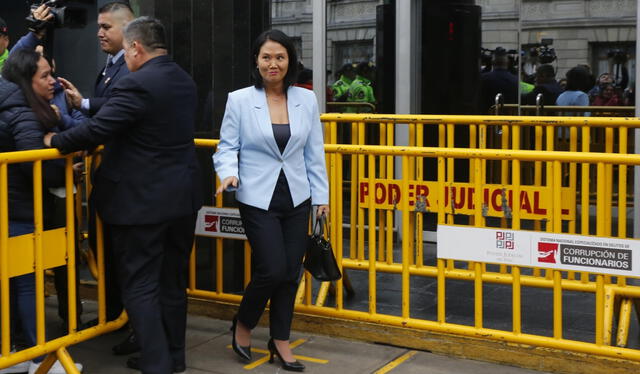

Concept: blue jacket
[[213, 86, 329, 210], [0, 78, 65, 222]]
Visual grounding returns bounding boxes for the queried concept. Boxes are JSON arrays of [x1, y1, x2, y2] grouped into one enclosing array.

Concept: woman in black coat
[[0, 49, 81, 373]]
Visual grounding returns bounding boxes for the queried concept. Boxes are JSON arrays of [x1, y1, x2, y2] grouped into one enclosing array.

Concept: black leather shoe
[[112, 332, 140, 355], [126, 357, 186, 373], [268, 338, 305, 372], [230, 316, 251, 361]]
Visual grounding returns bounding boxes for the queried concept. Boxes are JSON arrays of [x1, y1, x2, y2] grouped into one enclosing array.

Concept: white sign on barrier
[[195, 206, 246, 240], [437, 225, 640, 277]]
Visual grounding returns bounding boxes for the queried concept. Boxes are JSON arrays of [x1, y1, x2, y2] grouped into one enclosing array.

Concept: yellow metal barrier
[[192, 114, 640, 364], [0, 149, 126, 372]]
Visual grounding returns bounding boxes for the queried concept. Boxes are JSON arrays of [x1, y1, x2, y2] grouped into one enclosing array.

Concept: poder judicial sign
[[437, 225, 640, 276], [359, 179, 574, 219]]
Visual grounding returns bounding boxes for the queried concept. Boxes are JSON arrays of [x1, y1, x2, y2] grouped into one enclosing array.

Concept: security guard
[[346, 62, 376, 112], [331, 63, 355, 101]]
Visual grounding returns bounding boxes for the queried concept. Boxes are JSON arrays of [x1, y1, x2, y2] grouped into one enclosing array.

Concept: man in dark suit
[[46, 16, 202, 374], [61, 1, 139, 354], [479, 48, 519, 114]]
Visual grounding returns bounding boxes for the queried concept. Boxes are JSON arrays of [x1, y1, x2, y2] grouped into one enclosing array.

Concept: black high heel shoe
[[268, 338, 305, 372], [230, 316, 251, 361]]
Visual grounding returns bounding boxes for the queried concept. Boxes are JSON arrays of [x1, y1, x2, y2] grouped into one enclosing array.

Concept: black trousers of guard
[[237, 172, 310, 341], [108, 213, 197, 374]]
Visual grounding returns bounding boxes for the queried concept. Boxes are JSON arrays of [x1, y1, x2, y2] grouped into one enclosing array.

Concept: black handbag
[[303, 215, 342, 281]]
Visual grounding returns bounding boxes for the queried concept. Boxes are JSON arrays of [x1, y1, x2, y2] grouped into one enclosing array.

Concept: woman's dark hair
[[565, 66, 592, 93], [2, 49, 58, 129], [251, 29, 299, 92]]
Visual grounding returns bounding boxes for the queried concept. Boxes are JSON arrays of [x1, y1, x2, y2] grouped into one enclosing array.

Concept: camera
[[607, 49, 628, 65], [26, 0, 87, 30]]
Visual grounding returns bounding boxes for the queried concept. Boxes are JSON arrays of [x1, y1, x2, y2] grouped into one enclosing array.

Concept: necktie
[[103, 56, 114, 76]]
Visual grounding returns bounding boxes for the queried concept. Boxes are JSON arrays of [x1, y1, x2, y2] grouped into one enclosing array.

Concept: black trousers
[[108, 213, 197, 374], [237, 173, 310, 340]]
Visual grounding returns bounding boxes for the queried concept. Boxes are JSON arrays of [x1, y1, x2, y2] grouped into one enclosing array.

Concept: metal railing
[[0, 149, 126, 373], [190, 113, 640, 365]]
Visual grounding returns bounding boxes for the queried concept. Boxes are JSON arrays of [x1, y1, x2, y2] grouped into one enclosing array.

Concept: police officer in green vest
[[347, 61, 376, 112], [0, 18, 9, 72], [331, 63, 355, 102]]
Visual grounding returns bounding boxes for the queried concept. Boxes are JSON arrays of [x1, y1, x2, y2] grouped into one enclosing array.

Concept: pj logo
[[496, 231, 514, 250]]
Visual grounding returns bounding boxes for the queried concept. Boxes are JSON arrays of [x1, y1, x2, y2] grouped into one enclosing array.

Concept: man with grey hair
[[46, 17, 202, 374]]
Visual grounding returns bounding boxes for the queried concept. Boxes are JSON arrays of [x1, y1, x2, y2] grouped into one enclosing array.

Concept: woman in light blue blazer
[[213, 29, 329, 372]]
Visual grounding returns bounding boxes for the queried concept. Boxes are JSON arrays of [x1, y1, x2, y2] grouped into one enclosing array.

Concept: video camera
[[607, 49, 628, 65], [26, 0, 87, 30], [529, 41, 557, 65]]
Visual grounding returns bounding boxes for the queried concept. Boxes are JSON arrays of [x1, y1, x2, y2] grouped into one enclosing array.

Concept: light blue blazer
[[213, 85, 329, 210]]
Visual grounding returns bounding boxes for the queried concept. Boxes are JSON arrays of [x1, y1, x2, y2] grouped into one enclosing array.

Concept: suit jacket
[[213, 86, 329, 210], [89, 55, 130, 115], [51, 55, 203, 225]]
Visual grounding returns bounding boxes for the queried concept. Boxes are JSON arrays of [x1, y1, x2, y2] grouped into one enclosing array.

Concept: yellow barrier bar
[[616, 298, 632, 347], [64, 157, 77, 333], [368, 154, 377, 315], [357, 122, 365, 261], [56, 347, 80, 374], [401, 156, 410, 319], [568, 126, 578, 235], [618, 128, 628, 238], [596, 275, 605, 345], [96, 215, 106, 324], [553, 270, 562, 339], [350, 121, 358, 260], [33, 161, 45, 345], [597, 163, 605, 236], [336, 152, 344, 311], [474, 262, 483, 329], [322, 144, 640, 165], [511, 133, 522, 335], [605, 128, 614, 236], [386, 123, 394, 265], [340, 259, 599, 293], [378, 122, 386, 263], [318, 113, 640, 127], [0, 163, 9, 357]]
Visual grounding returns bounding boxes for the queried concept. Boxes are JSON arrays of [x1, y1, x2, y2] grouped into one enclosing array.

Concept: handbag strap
[[312, 210, 330, 239]]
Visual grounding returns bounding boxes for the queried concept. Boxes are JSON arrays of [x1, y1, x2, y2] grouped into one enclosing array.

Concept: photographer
[[12, 4, 87, 130]]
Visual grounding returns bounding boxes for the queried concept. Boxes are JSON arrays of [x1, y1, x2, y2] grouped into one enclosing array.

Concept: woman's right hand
[[215, 176, 238, 196]]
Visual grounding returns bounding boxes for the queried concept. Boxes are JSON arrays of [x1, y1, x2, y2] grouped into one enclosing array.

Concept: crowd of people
[[479, 47, 635, 114], [1, 2, 329, 374], [329, 61, 376, 111]]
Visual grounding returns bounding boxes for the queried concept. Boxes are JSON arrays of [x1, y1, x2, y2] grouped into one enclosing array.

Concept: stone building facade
[[272, 0, 636, 84]]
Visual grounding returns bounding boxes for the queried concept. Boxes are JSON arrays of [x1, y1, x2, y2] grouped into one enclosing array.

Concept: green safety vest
[[0, 50, 7, 73], [346, 75, 375, 112], [331, 75, 353, 101], [520, 81, 534, 95]]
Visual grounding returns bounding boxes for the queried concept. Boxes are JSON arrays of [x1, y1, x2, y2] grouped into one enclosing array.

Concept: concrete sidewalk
[[58, 300, 551, 374]]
